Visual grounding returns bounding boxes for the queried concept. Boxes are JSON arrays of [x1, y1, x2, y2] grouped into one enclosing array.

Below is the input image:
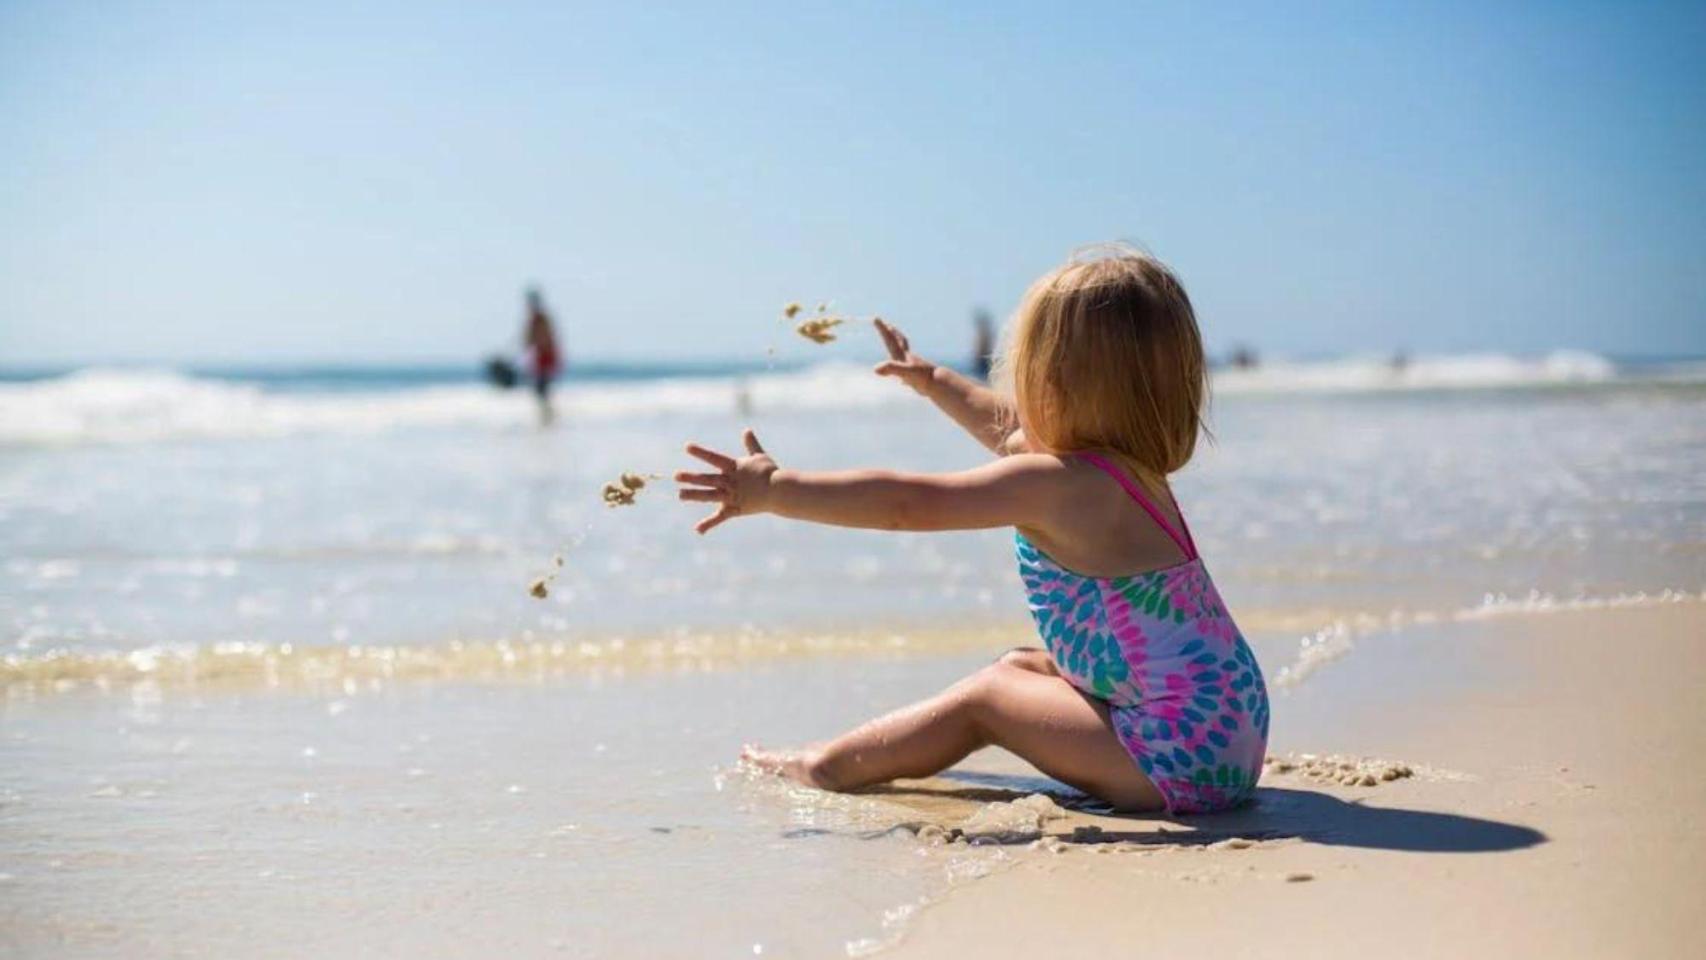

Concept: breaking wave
[[0, 351, 1686, 445]]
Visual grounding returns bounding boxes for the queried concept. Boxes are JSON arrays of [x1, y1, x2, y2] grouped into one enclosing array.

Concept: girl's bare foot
[[740, 743, 834, 790]]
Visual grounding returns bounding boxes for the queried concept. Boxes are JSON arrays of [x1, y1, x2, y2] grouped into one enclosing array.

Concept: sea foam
[[0, 350, 1667, 445], [0, 364, 896, 445]]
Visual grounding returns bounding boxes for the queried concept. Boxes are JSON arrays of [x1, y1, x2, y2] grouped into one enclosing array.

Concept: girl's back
[[1018, 453, 1268, 813]]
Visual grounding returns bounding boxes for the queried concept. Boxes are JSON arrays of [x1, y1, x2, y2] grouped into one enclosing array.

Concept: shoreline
[[1, 592, 1700, 955], [6, 587, 1697, 697]]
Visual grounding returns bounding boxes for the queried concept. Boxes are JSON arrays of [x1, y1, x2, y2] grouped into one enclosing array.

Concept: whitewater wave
[[0, 363, 898, 445], [1212, 349, 1620, 395], [0, 351, 1678, 445]]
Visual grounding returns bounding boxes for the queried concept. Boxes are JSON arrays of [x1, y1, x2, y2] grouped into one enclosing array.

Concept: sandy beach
[[3, 373, 1703, 957], [6, 2, 1705, 955], [887, 600, 1705, 959], [4, 597, 1700, 956]]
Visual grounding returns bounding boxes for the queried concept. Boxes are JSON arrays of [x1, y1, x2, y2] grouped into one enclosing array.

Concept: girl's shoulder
[[1015, 451, 1193, 577], [979, 452, 1100, 502], [982, 451, 1136, 502]]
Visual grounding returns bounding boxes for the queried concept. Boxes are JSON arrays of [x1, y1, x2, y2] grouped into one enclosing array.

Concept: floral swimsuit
[[1016, 453, 1269, 814]]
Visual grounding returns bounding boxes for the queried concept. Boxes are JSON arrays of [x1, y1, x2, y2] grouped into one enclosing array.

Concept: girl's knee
[[971, 657, 1020, 688], [960, 660, 1029, 729], [995, 647, 1054, 674]]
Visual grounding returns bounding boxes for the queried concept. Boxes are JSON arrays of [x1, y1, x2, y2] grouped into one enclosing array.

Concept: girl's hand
[[675, 429, 779, 534], [872, 318, 938, 395]]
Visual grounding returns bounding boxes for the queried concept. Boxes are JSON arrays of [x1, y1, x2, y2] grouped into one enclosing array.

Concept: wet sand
[[887, 602, 1706, 959], [3, 600, 1699, 957]]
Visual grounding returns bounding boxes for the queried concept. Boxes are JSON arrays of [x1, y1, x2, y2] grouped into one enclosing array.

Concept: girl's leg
[[743, 650, 1164, 812], [992, 646, 1061, 678]]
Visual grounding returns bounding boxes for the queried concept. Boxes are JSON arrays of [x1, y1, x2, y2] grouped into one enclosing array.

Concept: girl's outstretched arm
[[872, 319, 1018, 455], [675, 429, 1065, 535]]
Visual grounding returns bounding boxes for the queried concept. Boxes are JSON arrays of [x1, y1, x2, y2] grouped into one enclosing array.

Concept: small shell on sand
[[1284, 872, 1314, 883], [794, 316, 844, 344]]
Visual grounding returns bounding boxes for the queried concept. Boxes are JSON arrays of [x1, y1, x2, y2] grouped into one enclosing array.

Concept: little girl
[[675, 248, 1269, 814]]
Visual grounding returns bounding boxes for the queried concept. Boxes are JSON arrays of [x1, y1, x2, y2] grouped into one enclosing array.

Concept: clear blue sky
[[2, 0, 1701, 365]]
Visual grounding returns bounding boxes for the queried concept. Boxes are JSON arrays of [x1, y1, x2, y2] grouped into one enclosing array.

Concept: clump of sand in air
[[780, 300, 850, 344], [601, 472, 656, 508], [524, 473, 654, 600], [795, 315, 844, 344], [528, 553, 566, 600]]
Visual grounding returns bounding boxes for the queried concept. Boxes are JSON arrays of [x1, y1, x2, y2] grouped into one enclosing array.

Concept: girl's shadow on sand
[[853, 770, 1546, 854]]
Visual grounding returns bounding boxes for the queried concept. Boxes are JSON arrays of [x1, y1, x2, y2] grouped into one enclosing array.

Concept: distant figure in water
[[524, 287, 563, 424], [1228, 344, 1259, 370], [972, 308, 995, 380], [733, 376, 754, 418]]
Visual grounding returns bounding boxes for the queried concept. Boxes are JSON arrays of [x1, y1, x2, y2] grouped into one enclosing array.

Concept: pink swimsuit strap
[[1075, 452, 1198, 561]]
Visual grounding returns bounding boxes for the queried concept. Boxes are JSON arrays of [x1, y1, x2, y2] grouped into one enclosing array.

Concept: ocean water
[[2, 355, 1704, 956]]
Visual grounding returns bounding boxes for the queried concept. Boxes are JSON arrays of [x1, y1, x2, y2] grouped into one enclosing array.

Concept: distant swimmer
[[733, 376, 754, 418], [972, 308, 995, 380], [1229, 345, 1259, 370], [523, 287, 563, 425]]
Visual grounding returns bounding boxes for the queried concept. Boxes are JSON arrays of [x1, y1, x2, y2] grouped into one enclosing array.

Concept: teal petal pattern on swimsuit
[[1014, 456, 1269, 815]]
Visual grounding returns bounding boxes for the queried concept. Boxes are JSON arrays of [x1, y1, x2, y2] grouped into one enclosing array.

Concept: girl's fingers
[[673, 471, 728, 489], [742, 429, 764, 455], [872, 316, 891, 346], [873, 318, 905, 360], [695, 503, 737, 534], [677, 488, 726, 503], [684, 443, 736, 470], [873, 361, 899, 378]]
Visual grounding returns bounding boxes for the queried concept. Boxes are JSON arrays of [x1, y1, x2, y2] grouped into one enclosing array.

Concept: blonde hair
[[992, 244, 1208, 491]]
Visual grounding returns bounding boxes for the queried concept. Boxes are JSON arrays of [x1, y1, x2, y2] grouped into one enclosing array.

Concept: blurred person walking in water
[[524, 287, 563, 425], [972, 307, 995, 381]]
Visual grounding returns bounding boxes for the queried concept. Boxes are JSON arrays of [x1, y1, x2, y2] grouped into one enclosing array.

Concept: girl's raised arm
[[872, 319, 1019, 455], [675, 430, 1066, 535]]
